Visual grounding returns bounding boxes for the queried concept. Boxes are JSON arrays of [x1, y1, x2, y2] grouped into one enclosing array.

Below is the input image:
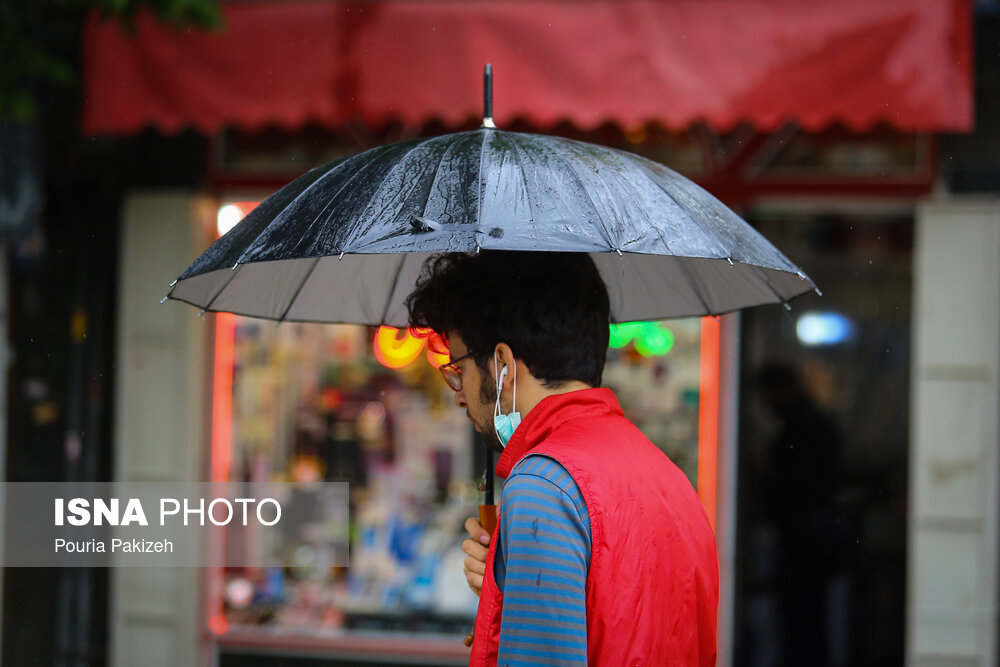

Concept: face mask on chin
[[493, 353, 522, 448]]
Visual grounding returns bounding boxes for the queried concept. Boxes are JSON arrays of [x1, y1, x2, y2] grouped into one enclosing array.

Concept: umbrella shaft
[[484, 448, 494, 504], [483, 64, 493, 121]]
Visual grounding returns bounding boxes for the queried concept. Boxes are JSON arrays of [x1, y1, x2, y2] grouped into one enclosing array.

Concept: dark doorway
[[734, 211, 911, 667]]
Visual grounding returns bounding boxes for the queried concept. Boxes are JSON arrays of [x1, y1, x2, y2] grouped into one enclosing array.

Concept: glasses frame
[[438, 352, 474, 391]]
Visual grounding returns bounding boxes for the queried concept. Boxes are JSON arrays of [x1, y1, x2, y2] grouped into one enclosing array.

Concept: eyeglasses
[[438, 352, 474, 392]]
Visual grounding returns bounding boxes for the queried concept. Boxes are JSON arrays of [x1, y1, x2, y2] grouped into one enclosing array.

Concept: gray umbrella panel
[[170, 129, 815, 324], [169, 252, 811, 327]]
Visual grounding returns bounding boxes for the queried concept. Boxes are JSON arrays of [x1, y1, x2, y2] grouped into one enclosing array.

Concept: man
[[406, 251, 718, 666]]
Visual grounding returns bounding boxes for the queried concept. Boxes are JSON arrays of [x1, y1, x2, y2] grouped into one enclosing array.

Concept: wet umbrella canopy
[[169, 65, 815, 322], [168, 125, 815, 323]]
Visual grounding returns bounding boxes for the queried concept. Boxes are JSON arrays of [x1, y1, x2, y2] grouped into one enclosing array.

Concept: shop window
[[208, 201, 718, 652]]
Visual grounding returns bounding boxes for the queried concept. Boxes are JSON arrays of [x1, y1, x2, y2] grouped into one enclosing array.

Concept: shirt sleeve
[[495, 455, 591, 666]]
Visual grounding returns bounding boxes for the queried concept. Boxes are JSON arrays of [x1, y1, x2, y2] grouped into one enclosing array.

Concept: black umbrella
[[168, 68, 816, 326]]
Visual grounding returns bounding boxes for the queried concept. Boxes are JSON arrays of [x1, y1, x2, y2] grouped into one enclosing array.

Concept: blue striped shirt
[[494, 455, 592, 666]]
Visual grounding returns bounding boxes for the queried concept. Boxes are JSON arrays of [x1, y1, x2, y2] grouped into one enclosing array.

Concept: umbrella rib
[[631, 161, 731, 259], [301, 152, 410, 258], [310, 142, 444, 256], [280, 153, 363, 221], [673, 256, 716, 316], [476, 131, 489, 235], [549, 146, 617, 250], [201, 264, 244, 314], [379, 254, 407, 325], [745, 261, 795, 307], [277, 256, 322, 323], [509, 141, 537, 230], [342, 134, 456, 253], [235, 152, 369, 266], [634, 159, 806, 309], [418, 138, 459, 221]]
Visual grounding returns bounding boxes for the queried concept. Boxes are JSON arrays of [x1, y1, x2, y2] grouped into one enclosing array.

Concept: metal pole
[[481, 64, 496, 129], [0, 246, 7, 667], [484, 450, 494, 505]]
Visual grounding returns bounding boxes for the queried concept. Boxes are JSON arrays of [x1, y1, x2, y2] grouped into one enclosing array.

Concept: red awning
[[83, 0, 972, 136]]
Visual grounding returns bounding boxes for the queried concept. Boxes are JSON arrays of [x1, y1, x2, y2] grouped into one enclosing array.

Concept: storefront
[[192, 188, 714, 663], [92, 2, 989, 666]]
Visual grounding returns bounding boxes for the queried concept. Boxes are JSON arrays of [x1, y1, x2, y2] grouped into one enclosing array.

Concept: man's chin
[[466, 413, 504, 452], [467, 413, 482, 433], [482, 431, 505, 453]]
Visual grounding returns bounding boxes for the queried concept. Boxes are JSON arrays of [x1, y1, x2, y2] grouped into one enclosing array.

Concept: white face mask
[[493, 353, 522, 447]]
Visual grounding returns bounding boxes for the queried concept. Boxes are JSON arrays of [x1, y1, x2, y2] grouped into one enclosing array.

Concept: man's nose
[[453, 388, 467, 409]]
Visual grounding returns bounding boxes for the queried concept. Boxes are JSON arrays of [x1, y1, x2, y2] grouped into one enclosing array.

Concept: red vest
[[469, 388, 719, 666]]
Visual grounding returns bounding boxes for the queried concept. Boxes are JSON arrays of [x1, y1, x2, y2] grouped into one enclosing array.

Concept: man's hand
[[462, 516, 491, 595]]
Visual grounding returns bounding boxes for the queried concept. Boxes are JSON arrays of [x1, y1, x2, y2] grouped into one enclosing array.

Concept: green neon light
[[609, 322, 675, 357], [609, 322, 646, 348]]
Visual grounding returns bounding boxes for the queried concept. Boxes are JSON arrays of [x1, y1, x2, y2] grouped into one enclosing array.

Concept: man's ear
[[493, 343, 517, 390]]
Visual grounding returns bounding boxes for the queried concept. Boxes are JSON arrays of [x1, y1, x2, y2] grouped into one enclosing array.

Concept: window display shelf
[[217, 626, 469, 665]]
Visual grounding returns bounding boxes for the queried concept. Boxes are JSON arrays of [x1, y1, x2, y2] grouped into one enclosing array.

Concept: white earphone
[[498, 366, 508, 383]]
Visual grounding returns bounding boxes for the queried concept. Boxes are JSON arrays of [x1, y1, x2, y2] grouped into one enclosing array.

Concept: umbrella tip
[[481, 63, 496, 129], [159, 296, 168, 304]]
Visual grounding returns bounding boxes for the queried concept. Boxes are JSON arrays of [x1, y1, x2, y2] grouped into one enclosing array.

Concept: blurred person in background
[[752, 361, 843, 666]]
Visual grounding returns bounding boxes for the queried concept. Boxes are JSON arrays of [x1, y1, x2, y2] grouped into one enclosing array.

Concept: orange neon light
[[208, 613, 229, 636], [427, 348, 450, 368], [698, 316, 720, 531], [373, 326, 425, 369], [409, 327, 436, 339], [211, 201, 258, 481], [211, 312, 235, 482], [208, 202, 258, 642]]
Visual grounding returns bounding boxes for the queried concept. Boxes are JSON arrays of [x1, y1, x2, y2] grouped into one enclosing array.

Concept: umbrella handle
[[466, 452, 498, 647], [464, 505, 497, 647], [479, 503, 497, 536]]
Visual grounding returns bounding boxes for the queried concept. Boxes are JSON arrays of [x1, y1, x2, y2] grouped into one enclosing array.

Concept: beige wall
[[113, 192, 214, 667], [908, 200, 1000, 667]]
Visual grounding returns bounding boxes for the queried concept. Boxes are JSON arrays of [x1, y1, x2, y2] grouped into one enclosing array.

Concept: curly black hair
[[405, 251, 610, 387]]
